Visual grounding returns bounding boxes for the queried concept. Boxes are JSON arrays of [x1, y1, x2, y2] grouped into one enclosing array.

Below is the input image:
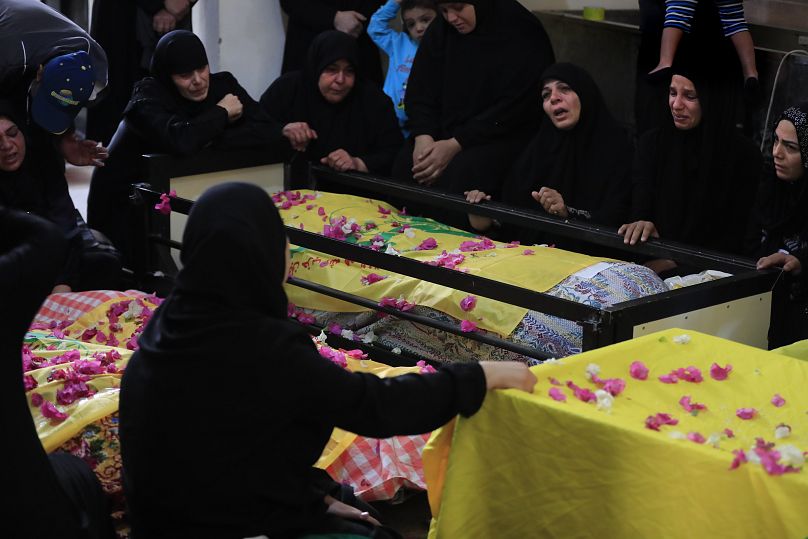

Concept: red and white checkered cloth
[[33, 290, 152, 326], [326, 434, 430, 501]]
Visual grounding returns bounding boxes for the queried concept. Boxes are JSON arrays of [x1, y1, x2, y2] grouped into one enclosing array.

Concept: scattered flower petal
[[585, 363, 601, 381], [416, 237, 438, 251], [723, 428, 735, 438], [360, 273, 387, 286], [548, 387, 567, 402], [629, 360, 649, 380], [658, 373, 678, 384], [460, 320, 478, 333], [460, 295, 477, 312], [417, 360, 437, 374], [679, 395, 707, 414], [595, 389, 614, 411], [736, 408, 757, 420], [709, 363, 733, 381], [687, 432, 706, 444], [523, 249, 535, 256], [673, 334, 691, 344], [775, 424, 792, 439], [771, 393, 786, 407]]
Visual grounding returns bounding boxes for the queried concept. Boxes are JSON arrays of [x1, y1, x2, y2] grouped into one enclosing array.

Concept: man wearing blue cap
[[0, 0, 109, 166]]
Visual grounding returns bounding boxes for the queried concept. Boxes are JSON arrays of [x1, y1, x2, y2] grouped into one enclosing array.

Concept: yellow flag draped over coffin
[[278, 190, 609, 337], [425, 329, 808, 538]]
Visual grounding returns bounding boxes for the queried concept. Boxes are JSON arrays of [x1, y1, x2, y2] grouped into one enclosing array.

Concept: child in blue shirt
[[368, 0, 437, 138]]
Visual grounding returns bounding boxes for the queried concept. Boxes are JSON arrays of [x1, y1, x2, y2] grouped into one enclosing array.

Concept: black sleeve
[[357, 90, 404, 175], [127, 94, 230, 156], [723, 136, 763, 255], [404, 27, 444, 140], [585, 141, 634, 226], [629, 130, 659, 222], [212, 73, 286, 151], [134, 0, 165, 16], [277, 334, 487, 438], [280, 0, 338, 31]]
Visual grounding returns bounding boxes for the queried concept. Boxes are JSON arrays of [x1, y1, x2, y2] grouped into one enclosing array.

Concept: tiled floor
[[65, 163, 94, 220]]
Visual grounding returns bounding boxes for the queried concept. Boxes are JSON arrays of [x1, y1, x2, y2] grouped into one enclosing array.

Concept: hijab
[[125, 30, 230, 118], [649, 56, 749, 247], [136, 182, 302, 361], [407, 0, 555, 142], [504, 63, 632, 225], [750, 103, 808, 255]]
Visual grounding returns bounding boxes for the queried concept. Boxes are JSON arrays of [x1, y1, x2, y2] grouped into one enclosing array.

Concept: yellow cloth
[[279, 190, 608, 336], [425, 329, 808, 538], [772, 339, 808, 362]]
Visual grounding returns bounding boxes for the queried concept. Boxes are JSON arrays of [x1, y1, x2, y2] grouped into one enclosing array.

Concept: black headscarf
[[503, 63, 632, 226], [747, 103, 808, 259], [259, 30, 403, 174], [138, 182, 295, 363], [406, 0, 555, 147], [632, 55, 761, 254], [126, 30, 225, 118]]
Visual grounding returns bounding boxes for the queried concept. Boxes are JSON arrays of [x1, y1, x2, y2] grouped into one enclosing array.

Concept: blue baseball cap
[[31, 51, 96, 134]]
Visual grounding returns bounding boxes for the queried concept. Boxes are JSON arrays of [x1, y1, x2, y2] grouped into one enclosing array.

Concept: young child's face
[[403, 7, 437, 43]]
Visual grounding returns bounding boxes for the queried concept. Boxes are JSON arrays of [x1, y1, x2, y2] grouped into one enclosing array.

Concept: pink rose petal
[[658, 373, 678, 384], [729, 449, 747, 470], [416, 237, 438, 251], [710, 363, 733, 381], [723, 428, 735, 438], [522, 249, 535, 256], [687, 432, 706, 444], [771, 393, 786, 407], [629, 360, 649, 380], [417, 360, 437, 374], [736, 407, 757, 420], [548, 387, 567, 402], [360, 273, 387, 285], [679, 395, 708, 414], [460, 320, 477, 333], [460, 295, 477, 312]]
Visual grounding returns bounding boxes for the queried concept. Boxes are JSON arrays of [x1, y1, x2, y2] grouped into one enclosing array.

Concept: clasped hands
[[411, 135, 461, 185]]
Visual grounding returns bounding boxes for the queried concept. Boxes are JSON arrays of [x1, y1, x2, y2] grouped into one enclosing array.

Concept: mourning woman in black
[[467, 63, 632, 234], [0, 209, 114, 538], [0, 100, 120, 292], [747, 103, 808, 347], [260, 30, 403, 180], [88, 30, 283, 263], [119, 182, 535, 539], [618, 64, 762, 275], [392, 0, 554, 225]]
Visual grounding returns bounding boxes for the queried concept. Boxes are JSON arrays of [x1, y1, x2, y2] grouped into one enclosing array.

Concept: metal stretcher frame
[[130, 153, 779, 364]]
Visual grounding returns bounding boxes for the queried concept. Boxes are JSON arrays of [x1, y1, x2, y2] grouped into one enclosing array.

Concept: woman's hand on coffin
[[480, 361, 537, 393], [618, 220, 659, 245], [59, 133, 109, 167], [152, 9, 177, 34], [643, 258, 677, 275], [321, 149, 363, 172], [757, 252, 802, 275], [217, 94, 243, 122], [412, 138, 461, 184], [464, 190, 491, 204], [324, 495, 382, 526], [334, 11, 367, 37], [532, 188, 568, 218], [282, 122, 318, 151], [51, 284, 72, 294]]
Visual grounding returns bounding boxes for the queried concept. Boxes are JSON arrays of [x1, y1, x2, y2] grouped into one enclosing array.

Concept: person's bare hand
[[216, 93, 243, 122], [321, 149, 362, 172], [479, 361, 537, 393], [464, 190, 491, 204], [152, 9, 177, 34], [532, 187, 568, 218], [60, 133, 108, 166], [412, 138, 461, 184], [282, 122, 317, 151], [334, 11, 366, 37], [51, 284, 72, 294], [618, 220, 659, 245], [164, 0, 191, 19], [324, 496, 381, 527], [757, 252, 802, 275]]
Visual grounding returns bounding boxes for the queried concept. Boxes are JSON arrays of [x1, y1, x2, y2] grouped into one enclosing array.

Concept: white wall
[[193, 0, 286, 100]]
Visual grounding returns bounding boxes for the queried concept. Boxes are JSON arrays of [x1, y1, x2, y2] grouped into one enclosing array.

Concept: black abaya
[[119, 183, 487, 539]]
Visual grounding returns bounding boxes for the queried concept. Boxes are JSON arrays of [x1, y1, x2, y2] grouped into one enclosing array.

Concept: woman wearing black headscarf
[[392, 0, 555, 223], [0, 99, 121, 292], [119, 182, 536, 539], [496, 63, 632, 229], [618, 62, 762, 275], [0, 209, 114, 538], [260, 30, 403, 180], [88, 30, 284, 264], [747, 103, 808, 347]]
